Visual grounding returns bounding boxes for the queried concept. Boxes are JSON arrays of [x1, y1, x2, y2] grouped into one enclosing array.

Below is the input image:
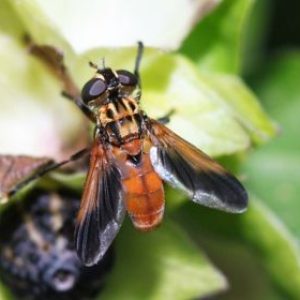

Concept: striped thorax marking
[[98, 97, 142, 144]]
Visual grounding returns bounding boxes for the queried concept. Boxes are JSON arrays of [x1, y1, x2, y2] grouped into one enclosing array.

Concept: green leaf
[[173, 196, 300, 299], [186, 232, 283, 300], [244, 52, 300, 238], [241, 0, 272, 75], [198, 73, 278, 145], [241, 198, 300, 299], [141, 54, 250, 156], [0, 283, 12, 300], [180, 0, 255, 74], [0, 0, 24, 37], [100, 219, 227, 300]]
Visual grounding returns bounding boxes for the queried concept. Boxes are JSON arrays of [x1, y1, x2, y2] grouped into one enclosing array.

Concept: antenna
[[101, 57, 106, 69], [134, 41, 144, 76]]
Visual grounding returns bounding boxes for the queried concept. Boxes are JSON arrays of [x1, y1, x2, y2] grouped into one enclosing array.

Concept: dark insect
[[6, 41, 248, 267], [0, 188, 113, 300]]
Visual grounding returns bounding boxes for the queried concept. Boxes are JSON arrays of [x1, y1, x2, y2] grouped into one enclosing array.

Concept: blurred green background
[[0, 0, 299, 299]]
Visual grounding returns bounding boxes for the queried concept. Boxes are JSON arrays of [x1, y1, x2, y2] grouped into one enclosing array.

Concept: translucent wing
[[75, 141, 125, 266], [149, 120, 248, 213]]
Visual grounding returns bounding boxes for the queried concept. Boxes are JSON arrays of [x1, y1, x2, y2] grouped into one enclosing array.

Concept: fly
[[6, 41, 248, 266]]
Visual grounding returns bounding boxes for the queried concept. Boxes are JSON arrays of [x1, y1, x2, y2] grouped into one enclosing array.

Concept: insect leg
[[25, 37, 95, 122], [61, 91, 96, 122], [156, 109, 176, 124], [7, 148, 89, 198], [25, 37, 79, 97]]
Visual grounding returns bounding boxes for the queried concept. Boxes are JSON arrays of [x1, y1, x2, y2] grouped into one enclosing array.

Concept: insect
[[6, 41, 248, 267]]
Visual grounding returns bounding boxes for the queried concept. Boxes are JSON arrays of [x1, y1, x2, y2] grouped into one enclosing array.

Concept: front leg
[[62, 91, 96, 123], [156, 109, 176, 124], [25, 37, 95, 122], [7, 148, 90, 198]]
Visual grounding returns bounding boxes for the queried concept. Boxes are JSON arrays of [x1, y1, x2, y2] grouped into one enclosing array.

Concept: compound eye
[[117, 70, 138, 86], [81, 78, 107, 104]]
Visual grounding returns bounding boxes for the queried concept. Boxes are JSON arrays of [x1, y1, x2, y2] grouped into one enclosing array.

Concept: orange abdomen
[[121, 153, 164, 231]]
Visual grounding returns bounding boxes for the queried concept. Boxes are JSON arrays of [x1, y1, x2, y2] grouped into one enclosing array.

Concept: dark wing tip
[[192, 171, 248, 213], [74, 217, 102, 267], [220, 172, 248, 213], [75, 218, 123, 267], [74, 198, 125, 267]]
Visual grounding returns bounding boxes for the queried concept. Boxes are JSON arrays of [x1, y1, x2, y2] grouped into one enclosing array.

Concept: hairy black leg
[[8, 148, 89, 198], [157, 109, 176, 124], [25, 37, 95, 122], [61, 91, 96, 122]]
